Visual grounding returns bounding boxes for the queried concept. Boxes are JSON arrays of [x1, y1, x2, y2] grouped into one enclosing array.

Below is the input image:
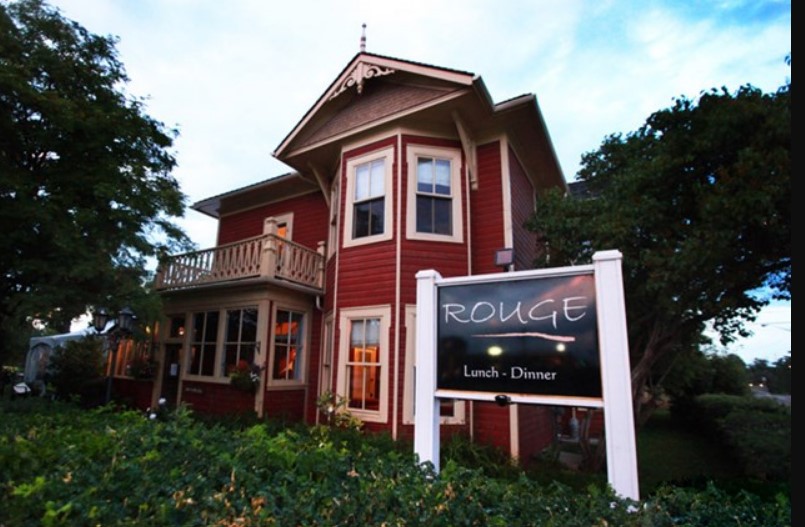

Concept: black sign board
[[437, 273, 601, 398]]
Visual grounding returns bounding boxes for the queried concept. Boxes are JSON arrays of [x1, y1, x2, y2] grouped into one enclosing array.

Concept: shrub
[[46, 338, 106, 405], [0, 399, 791, 526]]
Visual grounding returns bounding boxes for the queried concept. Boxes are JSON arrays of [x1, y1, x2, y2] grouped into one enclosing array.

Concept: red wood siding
[[517, 404, 555, 465], [399, 135, 469, 306], [264, 389, 306, 422], [180, 381, 256, 416], [508, 146, 538, 271], [472, 401, 511, 452], [472, 141, 505, 275], [113, 378, 154, 411], [217, 191, 328, 249]]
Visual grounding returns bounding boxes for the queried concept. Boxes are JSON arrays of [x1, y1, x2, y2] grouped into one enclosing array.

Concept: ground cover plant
[[0, 399, 790, 526]]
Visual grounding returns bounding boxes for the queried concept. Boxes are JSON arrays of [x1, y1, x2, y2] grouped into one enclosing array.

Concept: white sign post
[[414, 250, 639, 500]]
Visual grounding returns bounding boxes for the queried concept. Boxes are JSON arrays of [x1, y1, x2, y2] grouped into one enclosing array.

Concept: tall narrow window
[[273, 309, 305, 381], [344, 147, 394, 248], [346, 318, 381, 411], [406, 144, 463, 243], [416, 156, 453, 235], [353, 158, 385, 238], [189, 311, 219, 376], [222, 308, 258, 374]]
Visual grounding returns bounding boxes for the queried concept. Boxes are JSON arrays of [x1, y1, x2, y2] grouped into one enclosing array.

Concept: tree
[[0, 0, 193, 364], [527, 78, 790, 427]]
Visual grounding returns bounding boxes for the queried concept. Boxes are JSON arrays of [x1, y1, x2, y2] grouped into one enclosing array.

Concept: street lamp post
[[93, 306, 136, 405]]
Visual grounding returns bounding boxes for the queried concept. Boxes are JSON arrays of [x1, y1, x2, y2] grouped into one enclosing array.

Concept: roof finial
[[360, 23, 366, 52]]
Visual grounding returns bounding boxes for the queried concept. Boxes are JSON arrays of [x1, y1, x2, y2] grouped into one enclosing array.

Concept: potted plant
[[229, 360, 261, 392]]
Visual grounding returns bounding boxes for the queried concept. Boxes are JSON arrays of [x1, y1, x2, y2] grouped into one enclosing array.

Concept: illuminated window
[[273, 309, 305, 381], [347, 318, 381, 411], [338, 306, 390, 422]]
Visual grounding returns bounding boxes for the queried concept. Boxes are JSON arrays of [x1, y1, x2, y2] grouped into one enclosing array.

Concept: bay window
[[343, 147, 394, 247], [272, 309, 305, 382], [406, 145, 463, 243]]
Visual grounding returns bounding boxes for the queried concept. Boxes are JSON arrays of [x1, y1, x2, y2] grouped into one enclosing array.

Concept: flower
[[229, 360, 261, 392]]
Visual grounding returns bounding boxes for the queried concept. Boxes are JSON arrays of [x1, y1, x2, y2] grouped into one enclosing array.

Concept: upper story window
[[406, 145, 463, 243], [354, 158, 385, 238], [343, 147, 394, 248]]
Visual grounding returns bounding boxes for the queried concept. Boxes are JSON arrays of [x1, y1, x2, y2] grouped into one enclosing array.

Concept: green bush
[[672, 394, 790, 486], [0, 399, 790, 526], [46, 337, 106, 405]]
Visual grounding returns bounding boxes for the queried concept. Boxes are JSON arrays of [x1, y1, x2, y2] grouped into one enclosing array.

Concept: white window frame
[[183, 305, 259, 382], [336, 305, 391, 423], [343, 147, 394, 248], [402, 305, 465, 425], [406, 144, 463, 243], [267, 303, 311, 387]]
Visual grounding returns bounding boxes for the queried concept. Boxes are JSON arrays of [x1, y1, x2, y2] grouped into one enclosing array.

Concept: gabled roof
[[274, 52, 479, 159]]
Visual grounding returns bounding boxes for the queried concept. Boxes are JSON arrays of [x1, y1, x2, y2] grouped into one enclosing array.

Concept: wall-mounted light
[[495, 248, 514, 272]]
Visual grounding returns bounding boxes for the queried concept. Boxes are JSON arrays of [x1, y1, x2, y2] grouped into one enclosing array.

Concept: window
[[338, 306, 390, 422], [354, 159, 385, 238], [347, 318, 381, 411], [222, 308, 258, 374], [406, 145, 463, 243], [186, 306, 258, 379], [343, 147, 394, 247], [402, 305, 465, 425], [416, 156, 452, 234], [272, 309, 305, 382], [188, 311, 219, 376]]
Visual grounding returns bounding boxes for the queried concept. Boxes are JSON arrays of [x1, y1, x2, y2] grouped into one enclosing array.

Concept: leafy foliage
[[45, 337, 104, 404], [0, 0, 193, 364], [527, 80, 790, 425], [0, 399, 790, 526]]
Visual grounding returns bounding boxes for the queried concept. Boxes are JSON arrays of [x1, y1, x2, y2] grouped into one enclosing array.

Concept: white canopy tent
[[24, 327, 100, 390]]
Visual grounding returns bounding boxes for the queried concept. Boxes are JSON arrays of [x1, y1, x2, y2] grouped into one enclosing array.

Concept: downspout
[[392, 133, 403, 440], [466, 139, 474, 442]]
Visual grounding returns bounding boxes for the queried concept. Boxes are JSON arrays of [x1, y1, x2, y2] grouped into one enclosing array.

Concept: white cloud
[[44, 0, 791, 360]]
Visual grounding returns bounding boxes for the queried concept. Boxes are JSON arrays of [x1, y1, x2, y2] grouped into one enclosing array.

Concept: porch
[[154, 233, 325, 293]]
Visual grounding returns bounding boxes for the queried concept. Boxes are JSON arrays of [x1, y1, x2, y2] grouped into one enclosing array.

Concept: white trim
[[266, 302, 312, 387], [402, 305, 465, 425], [342, 146, 395, 248], [405, 144, 464, 243], [336, 305, 392, 423], [509, 404, 519, 459], [264, 212, 294, 240], [500, 138, 514, 250], [393, 135, 403, 439]]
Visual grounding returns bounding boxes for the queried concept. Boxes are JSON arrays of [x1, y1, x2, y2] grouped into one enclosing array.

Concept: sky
[[43, 0, 791, 364]]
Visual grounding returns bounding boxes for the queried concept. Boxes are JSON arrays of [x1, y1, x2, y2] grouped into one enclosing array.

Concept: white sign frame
[[414, 250, 639, 500]]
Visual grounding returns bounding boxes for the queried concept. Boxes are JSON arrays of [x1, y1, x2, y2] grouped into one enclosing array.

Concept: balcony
[[155, 233, 325, 293]]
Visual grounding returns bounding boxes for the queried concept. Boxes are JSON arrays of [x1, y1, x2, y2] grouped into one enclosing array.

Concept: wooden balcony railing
[[154, 234, 325, 292]]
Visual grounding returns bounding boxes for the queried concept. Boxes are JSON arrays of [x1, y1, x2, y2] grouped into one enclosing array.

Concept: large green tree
[[527, 78, 790, 426], [0, 0, 192, 363]]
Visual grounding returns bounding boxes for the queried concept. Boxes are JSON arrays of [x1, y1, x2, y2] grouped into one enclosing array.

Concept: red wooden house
[[141, 51, 568, 463]]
